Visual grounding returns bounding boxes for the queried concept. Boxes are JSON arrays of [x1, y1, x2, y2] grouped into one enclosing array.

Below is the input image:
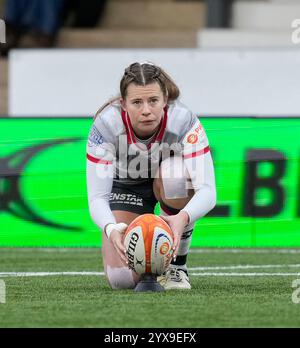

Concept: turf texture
[[0, 248, 300, 328]]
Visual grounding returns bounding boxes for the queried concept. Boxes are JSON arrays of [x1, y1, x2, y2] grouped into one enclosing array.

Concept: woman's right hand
[[106, 223, 128, 264]]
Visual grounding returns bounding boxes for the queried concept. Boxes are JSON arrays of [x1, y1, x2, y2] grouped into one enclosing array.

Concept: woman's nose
[[142, 103, 151, 115]]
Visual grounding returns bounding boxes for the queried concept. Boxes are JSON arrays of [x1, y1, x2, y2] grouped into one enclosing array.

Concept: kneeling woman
[[86, 62, 216, 290]]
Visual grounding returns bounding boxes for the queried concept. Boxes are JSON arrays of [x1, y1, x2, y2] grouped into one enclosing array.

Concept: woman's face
[[121, 82, 167, 139]]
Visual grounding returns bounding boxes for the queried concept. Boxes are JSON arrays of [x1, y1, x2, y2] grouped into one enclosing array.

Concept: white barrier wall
[[9, 49, 300, 117]]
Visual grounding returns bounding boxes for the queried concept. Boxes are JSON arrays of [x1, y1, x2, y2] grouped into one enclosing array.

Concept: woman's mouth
[[141, 120, 155, 125]]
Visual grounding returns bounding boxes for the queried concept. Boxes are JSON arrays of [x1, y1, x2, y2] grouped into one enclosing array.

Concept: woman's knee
[[106, 265, 137, 290], [102, 211, 140, 290], [153, 156, 194, 209]]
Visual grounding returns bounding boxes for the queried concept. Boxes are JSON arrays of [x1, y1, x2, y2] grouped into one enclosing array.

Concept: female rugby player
[[87, 62, 216, 290]]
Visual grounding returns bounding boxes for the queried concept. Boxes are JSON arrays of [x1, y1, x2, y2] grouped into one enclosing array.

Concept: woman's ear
[[163, 94, 168, 107], [120, 98, 126, 111]]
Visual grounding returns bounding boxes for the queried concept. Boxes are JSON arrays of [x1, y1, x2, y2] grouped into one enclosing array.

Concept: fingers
[[160, 215, 182, 261], [173, 243, 180, 262], [112, 234, 128, 264], [114, 240, 128, 264], [172, 234, 179, 262]]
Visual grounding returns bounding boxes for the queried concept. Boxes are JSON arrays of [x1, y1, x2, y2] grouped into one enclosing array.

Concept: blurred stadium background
[[1, 0, 300, 328], [1, 0, 300, 247]]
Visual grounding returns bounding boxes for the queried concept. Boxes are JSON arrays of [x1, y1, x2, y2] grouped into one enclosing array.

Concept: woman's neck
[[133, 124, 160, 140]]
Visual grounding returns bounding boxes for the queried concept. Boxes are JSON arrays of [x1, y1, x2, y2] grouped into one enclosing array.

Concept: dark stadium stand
[[0, 0, 206, 115], [1, 0, 298, 115], [57, 0, 205, 48]]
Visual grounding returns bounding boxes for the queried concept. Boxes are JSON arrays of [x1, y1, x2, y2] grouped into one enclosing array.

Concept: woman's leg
[[153, 157, 195, 289], [102, 179, 157, 289], [153, 156, 194, 210], [102, 210, 140, 290]]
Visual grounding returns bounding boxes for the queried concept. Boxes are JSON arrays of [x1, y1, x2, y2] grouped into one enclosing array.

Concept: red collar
[[121, 106, 168, 149]]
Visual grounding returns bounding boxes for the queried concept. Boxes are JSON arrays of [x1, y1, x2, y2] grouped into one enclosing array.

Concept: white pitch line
[[1, 248, 300, 254], [0, 248, 100, 253], [189, 264, 300, 271], [1, 270, 300, 278], [190, 272, 300, 277], [189, 248, 300, 254], [0, 272, 104, 277]]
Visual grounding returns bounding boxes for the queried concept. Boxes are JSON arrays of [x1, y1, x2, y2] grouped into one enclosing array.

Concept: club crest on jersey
[[88, 126, 104, 147], [187, 134, 199, 144]]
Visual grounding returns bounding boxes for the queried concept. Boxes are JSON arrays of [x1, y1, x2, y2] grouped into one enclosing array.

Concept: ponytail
[[94, 97, 120, 120]]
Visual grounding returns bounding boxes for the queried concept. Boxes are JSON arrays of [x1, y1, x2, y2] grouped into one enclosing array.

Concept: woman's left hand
[[160, 211, 190, 261]]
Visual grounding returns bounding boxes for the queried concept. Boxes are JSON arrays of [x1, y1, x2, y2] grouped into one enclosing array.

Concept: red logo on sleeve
[[195, 124, 203, 134], [187, 134, 199, 144]]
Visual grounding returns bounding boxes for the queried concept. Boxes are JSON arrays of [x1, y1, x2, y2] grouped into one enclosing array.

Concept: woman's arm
[[160, 117, 216, 259], [87, 159, 128, 263], [181, 118, 217, 224], [181, 150, 217, 224], [86, 114, 129, 262], [86, 158, 116, 232]]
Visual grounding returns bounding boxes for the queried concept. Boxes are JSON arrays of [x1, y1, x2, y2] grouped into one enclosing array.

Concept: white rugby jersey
[[86, 100, 216, 231]]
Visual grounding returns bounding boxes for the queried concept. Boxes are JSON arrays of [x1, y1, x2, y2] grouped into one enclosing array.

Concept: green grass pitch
[[0, 248, 300, 328]]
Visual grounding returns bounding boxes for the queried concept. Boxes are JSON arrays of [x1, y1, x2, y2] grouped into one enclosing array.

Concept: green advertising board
[[0, 117, 299, 247]]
